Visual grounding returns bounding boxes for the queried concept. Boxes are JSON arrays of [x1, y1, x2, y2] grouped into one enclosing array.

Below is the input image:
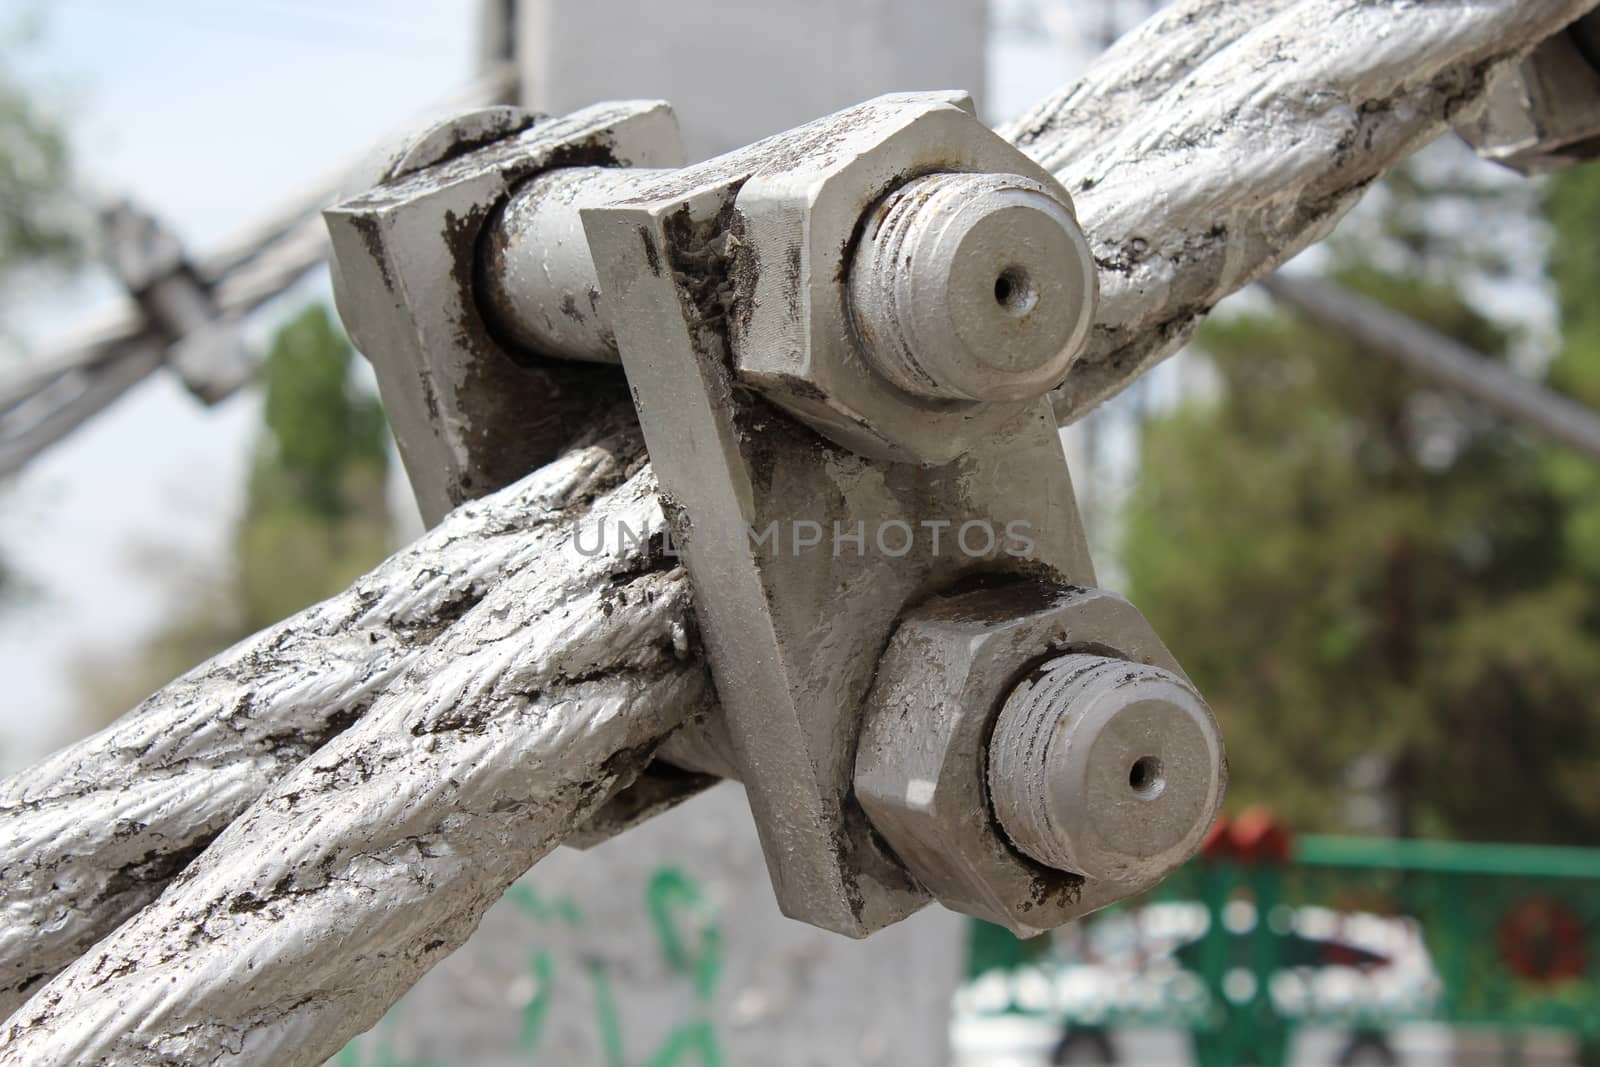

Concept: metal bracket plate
[[325, 101, 684, 524], [582, 93, 1098, 936]]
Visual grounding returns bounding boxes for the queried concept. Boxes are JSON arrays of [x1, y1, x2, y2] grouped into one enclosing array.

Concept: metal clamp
[[324, 101, 684, 524], [327, 91, 1226, 940], [101, 202, 252, 403]]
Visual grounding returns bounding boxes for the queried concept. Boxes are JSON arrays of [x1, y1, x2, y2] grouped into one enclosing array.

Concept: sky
[[0, 0, 483, 768], [0, 0, 1100, 770]]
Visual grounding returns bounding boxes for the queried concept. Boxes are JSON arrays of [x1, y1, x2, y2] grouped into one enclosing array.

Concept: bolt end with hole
[[987, 653, 1225, 885], [846, 171, 1097, 404]]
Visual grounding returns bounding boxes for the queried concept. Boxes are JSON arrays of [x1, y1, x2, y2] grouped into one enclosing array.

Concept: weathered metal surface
[[0, 400, 654, 1020], [846, 171, 1095, 404], [326, 109, 713, 847], [1, 0, 1591, 1058], [478, 165, 668, 362], [336, 91, 1109, 920], [854, 582, 1221, 937], [987, 653, 1223, 885], [481, 95, 1100, 457], [0, 406, 714, 1067], [583, 92, 1102, 937], [389, 105, 537, 178], [733, 91, 1093, 464], [324, 100, 684, 525], [1006, 0, 1600, 424], [1459, 11, 1600, 172]]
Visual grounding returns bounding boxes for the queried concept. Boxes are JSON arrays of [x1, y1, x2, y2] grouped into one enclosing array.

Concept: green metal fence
[[964, 832, 1600, 1066]]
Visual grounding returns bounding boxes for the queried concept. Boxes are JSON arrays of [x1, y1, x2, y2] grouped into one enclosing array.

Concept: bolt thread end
[[846, 171, 1097, 405], [987, 653, 1224, 882]]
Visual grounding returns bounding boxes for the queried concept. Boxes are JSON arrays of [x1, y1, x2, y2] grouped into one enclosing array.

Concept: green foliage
[[0, 21, 79, 281], [1547, 169, 1600, 390], [234, 306, 390, 627], [256, 306, 389, 516], [1542, 169, 1600, 587], [0, 17, 81, 604], [1123, 176, 1600, 844]]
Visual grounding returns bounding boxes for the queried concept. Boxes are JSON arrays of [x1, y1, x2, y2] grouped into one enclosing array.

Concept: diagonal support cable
[[0, 65, 516, 479], [1013, 0, 1600, 425], [1262, 273, 1600, 463], [0, 404, 712, 1066], [0, 3, 1596, 1063]]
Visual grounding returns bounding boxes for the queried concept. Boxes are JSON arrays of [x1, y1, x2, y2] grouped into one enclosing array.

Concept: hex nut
[[853, 580, 1225, 937], [732, 93, 1098, 465]]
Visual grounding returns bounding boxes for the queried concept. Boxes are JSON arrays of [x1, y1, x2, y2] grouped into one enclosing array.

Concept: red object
[[1234, 808, 1293, 864], [1200, 808, 1293, 864], [1201, 814, 1234, 859], [1497, 896, 1588, 985]]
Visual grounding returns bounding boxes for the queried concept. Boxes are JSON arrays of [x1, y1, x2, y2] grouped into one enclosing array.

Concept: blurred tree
[[0, 20, 79, 288], [1123, 161, 1600, 844], [238, 304, 390, 625], [0, 16, 82, 600], [75, 304, 391, 721], [1544, 167, 1600, 589]]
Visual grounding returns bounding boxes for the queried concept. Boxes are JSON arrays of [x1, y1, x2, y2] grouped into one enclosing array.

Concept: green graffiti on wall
[[335, 865, 725, 1066]]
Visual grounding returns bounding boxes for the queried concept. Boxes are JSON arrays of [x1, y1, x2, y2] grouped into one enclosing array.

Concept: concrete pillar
[[515, 0, 987, 160]]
